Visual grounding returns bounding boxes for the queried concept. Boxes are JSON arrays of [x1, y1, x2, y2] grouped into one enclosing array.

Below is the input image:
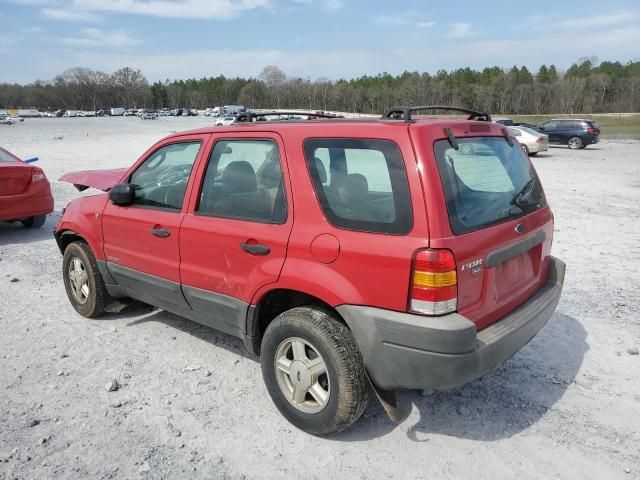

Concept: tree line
[[1, 58, 639, 114]]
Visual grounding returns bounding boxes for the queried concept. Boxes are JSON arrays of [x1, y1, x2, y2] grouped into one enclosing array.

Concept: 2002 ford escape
[[55, 106, 565, 435]]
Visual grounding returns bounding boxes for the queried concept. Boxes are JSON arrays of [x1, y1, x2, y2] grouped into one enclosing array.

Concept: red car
[[55, 107, 565, 435], [0, 146, 53, 228]]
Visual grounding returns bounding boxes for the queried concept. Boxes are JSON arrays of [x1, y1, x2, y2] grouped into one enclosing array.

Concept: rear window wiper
[[511, 177, 536, 208]]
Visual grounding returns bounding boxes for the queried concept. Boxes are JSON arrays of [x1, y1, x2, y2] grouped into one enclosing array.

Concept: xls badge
[[461, 258, 483, 276]]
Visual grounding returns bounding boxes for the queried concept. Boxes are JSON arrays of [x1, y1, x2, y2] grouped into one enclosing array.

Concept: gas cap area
[[310, 234, 340, 264]]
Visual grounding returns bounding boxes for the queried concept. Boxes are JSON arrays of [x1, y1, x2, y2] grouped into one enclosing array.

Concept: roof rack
[[381, 105, 491, 122], [235, 111, 344, 123]]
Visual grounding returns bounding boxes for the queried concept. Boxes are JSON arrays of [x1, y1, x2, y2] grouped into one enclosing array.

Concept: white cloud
[[42, 7, 99, 21], [292, 0, 343, 9], [60, 0, 271, 19], [372, 12, 434, 29], [59, 28, 140, 48], [446, 22, 474, 39], [538, 11, 640, 30]]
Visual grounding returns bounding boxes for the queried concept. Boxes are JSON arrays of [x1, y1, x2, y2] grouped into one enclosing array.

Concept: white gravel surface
[[1, 117, 639, 480]]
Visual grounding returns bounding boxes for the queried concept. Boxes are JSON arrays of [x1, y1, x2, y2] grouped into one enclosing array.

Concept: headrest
[[221, 161, 257, 194], [313, 157, 327, 183], [340, 173, 368, 202]]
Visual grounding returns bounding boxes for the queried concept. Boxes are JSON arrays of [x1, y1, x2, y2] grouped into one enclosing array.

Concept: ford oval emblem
[[515, 223, 525, 234]]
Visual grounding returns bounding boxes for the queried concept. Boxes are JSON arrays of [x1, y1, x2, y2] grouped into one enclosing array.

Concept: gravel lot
[[1, 117, 639, 480]]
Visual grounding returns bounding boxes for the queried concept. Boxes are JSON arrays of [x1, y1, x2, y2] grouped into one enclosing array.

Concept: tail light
[[536, 136, 545, 143], [31, 167, 46, 182], [587, 127, 598, 135], [409, 249, 457, 315]]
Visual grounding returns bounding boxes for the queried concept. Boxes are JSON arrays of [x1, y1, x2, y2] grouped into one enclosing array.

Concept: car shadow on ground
[[124, 307, 253, 360], [334, 312, 587, 443], [0, 211, 61, 246]]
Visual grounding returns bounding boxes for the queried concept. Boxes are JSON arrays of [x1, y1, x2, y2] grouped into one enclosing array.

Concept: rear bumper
[[337, 256, 565, 391], [0, 187, 54, 222]]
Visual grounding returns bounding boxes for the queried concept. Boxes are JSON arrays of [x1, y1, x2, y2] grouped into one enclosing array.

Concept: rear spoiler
[[58, 167, 128, 192]]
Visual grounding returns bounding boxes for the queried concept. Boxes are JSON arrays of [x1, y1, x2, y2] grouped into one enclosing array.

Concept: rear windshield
[[0, 149, 17, 162], [434, 137, 546, 235]]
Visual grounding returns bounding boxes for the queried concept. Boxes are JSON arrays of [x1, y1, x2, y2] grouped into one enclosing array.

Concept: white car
[[509, 126, 549, 156], [123, 109, 137, 117], [215, 116, 236, 126]]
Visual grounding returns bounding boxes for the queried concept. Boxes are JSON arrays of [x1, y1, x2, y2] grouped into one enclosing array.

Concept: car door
[[179, 133, 293, 337], [541, 121, 559, 143], [102, 134, 208, 309]]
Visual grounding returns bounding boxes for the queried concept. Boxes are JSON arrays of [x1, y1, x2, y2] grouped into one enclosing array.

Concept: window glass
[[0, 149, 17, 162], [197, 139, 286, 223], [129, 141, 201, 210], [304, 138, 412, 234], [434, 137, 546, 235]]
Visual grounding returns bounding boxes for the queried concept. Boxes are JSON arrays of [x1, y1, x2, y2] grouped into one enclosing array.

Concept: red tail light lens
[[31, 167, 46, 182], [587, 127, 598, 135], [409, 249, 457, 315], [536, 136, 545, 143]]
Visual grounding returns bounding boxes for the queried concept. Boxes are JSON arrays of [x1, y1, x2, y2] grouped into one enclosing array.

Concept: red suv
[[55, 107, 565, 435]]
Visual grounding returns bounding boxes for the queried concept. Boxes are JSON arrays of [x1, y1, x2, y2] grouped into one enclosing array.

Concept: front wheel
[[62, 241, 113, 318], [529, 152, 538, 157], [261, 307, 370, 436], [567, 136, 583, 149], [22, 214, 46, 228]]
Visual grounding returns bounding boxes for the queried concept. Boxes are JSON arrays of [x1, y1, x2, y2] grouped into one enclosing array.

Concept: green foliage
[[1, 59, 640, 114]]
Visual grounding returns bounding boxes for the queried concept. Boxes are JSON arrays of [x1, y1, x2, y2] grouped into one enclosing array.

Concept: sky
[[1, 0, 640, 84]]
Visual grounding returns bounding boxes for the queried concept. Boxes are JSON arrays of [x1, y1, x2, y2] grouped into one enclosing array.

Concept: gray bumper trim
[[338, 256, 565, 391]]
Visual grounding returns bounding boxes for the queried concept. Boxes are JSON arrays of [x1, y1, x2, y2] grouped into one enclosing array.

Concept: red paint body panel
[[179, 131, 293, 303], [0, 147, 53, 222], [58, 167, 128, 191], [55, 119, 557, 335]]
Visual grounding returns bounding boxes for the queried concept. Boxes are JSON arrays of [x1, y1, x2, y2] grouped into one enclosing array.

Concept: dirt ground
[[1, 117, 639, 480]]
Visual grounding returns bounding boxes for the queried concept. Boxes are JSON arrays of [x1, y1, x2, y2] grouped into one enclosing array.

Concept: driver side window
[[129, 141, 201, 210]]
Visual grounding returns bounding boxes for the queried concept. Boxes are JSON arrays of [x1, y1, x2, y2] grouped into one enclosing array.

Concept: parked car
[[55, 106, 564, 435], [140, 109, 158, 120], [539, 119, 600, 149], [0, 146, 53, 228], [493, 117, 514, 126], [1, 115, 23, 124], [509, 126, 549, 156], [215, 116, 236, 126], [123, 109, 137, 117]]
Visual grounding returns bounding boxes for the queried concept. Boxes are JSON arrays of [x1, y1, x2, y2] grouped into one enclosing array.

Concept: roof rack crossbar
[[382, 105, 491, 122], [235, 111, 344, 123]]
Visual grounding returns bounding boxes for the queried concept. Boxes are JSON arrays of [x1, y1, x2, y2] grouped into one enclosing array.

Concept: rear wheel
[[567, 136, 583, 149], [520, 143, 529, 155], [261, 307, 370, 436], [62, 241, 113, 318], [21, 214, 46, 228]]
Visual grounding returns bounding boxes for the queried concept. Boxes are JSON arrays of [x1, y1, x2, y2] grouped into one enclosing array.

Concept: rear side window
[[0, 149, 17, 162], [434, 137, 546, 235], [303, 138, 412, 234]]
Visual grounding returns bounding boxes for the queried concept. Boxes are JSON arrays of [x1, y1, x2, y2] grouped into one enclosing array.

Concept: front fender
[[54, 194, 107, 258]]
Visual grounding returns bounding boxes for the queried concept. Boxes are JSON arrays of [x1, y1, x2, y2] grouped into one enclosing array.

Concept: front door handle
[[149, 226, 170, 238], [240, 242, 270, 255]]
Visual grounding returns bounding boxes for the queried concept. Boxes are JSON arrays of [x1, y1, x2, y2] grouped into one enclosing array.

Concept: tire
[[567, 136, 583, 149], [261, 307, 370, 436], [62, 241, 113, 318], [21, 214, 46, 228], [529, 152, 538, 157], [520, 143, 529, 155]]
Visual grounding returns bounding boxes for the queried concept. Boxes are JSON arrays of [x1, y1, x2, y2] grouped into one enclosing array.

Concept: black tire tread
[[262, 306, 369, 435], [63, 241, 112, 318]]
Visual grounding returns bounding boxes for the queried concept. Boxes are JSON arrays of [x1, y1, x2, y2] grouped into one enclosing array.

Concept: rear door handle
[[149, 226, 171, 238], [240, 242, 270, 255]]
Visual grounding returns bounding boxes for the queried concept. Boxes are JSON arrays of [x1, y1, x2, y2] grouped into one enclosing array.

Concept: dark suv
[[539, 119, 600, 149]]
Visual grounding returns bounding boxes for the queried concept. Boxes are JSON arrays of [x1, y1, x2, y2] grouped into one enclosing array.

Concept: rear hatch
[[428, 130, 553, 330], [0, 153, 33, 196]]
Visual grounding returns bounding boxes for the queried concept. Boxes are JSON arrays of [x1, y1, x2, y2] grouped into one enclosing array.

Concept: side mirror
[[109, 183, 136, 206], [538, 126, 545, 131]]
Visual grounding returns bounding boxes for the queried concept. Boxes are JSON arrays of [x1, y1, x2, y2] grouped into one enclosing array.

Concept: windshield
[[434, 136, 546, 235], [518, 126, 541, 136]]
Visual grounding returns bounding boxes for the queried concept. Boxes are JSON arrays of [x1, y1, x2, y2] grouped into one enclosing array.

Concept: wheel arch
[[245, 288, 348, 357]]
